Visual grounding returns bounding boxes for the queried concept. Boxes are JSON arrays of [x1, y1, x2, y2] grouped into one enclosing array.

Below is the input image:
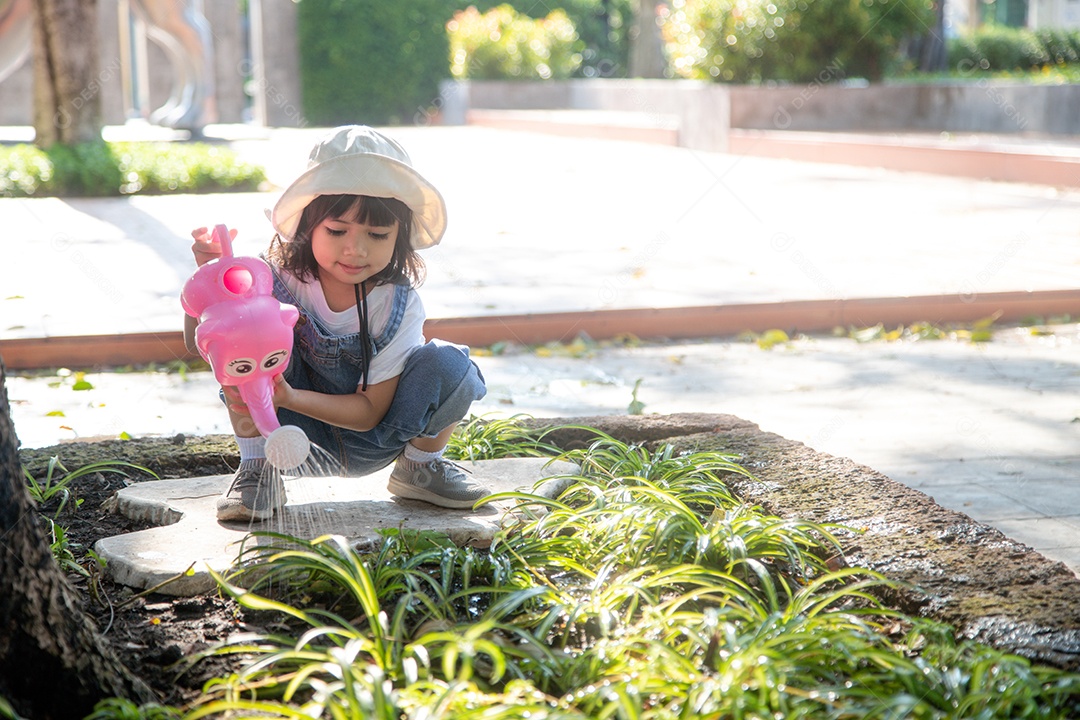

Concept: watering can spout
[[235, 363, 311, 470]]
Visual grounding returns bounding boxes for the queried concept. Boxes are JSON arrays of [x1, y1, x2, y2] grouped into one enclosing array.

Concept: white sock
[[402, 443, 442, 465], [237, 435, 266, 462]]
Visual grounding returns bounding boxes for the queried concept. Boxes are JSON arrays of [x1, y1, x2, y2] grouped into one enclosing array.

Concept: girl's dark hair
[[268, 194, 425, 286]]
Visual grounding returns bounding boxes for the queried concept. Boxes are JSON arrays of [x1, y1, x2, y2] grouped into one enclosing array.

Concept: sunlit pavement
[[3, 125, 1078, 573]]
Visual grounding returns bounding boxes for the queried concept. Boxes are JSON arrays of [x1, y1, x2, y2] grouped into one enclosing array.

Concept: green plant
[[948, 24, 1053, 71], [45, 519, 89, 577], [23, 456, 157, 517], [297, 0, 450, 126], [113, 142, 265, 194], [1033, 28, 1080, 65], [557, 0, 634, 78], [449, 4, 583, 80], [453, 0, 635, 78], [0, 696, 22, 720], [663, 0, 935, 83], [0, 142, 265, 198], [44, 141, 124, 196], [104, 424, 1080, 718], [84, 698, 181, 720], [445, 414, 560, 461]]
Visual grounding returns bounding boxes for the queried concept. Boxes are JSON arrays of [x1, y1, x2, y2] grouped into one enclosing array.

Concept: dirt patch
[[22, 433, 243, 705], [20, 414, 1080, 705]]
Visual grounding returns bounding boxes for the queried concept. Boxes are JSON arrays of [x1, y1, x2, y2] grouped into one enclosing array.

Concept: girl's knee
[[410, 341, 475, 382]]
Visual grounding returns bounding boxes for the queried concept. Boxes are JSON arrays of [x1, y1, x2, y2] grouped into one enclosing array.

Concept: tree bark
[[916, 0, 948, 73], [30, 0, 102, 147], [0, 356, 155, 719], [629, 0, 665, 78]]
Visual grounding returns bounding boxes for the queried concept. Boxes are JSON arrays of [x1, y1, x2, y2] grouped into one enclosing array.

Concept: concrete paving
[[2, 124, 1078, 579], [3, 125, 1079, 339], [94, 458, 578, 596]]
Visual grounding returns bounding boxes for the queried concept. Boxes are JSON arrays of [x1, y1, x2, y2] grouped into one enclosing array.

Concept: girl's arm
[[272, 375, 400, 433], [183, 314, 199, 353]]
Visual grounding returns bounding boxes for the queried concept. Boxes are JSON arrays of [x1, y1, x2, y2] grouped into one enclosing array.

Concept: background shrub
[[0, 142, 265, 198], [1034, 28, 1080, 65], [448, 4, 583, 79], [296, 0, 632, 123], [558, 0, 635, 77], [663, 0, 936, 83], [948, 24, 1047, 70], [297, 0, 449, 126], [455, 0, 635, 78], [947, 25, 1080, 71], [44, 142, 123, 197]]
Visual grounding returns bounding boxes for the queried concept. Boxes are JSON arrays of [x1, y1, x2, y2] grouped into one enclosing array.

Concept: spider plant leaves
[[168, 423, 1080, 719], [24, 455, 157, 520], [446, 414, 562, 461]]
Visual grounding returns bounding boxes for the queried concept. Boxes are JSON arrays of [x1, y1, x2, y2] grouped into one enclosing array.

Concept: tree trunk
[[916, 0, 948, 73], [0, 356, 155, 719], [30, 0, 102, 147], [629, 0, 665, 78]]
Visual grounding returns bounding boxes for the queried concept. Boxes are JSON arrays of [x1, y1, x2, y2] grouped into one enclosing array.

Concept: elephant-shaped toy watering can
[[181, 225, 310, 469]]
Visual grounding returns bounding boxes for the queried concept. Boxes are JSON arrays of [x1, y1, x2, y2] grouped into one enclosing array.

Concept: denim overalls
[[271, 271, 486, 475]]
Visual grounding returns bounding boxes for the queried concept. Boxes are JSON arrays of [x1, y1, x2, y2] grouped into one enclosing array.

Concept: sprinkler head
[[264, 424, 311, 469]]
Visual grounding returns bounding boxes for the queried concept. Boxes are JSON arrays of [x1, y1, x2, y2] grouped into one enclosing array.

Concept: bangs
[[354, 196, 410, 229], [309, 194, 410, 230]]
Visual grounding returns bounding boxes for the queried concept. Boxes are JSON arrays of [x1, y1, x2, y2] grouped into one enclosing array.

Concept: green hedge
[[664, 0, 936, 83], [297, 0, 450, 126], [295, 1, 635, 126], [948, 25, 1080, 71], [0, 142, 266, 198]]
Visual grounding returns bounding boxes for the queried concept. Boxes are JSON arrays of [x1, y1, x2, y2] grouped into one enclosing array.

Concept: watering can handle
[[211, 224, 234, 259]]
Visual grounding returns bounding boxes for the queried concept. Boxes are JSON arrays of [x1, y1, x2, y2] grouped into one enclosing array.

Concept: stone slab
[[94, 458, 577, 597]]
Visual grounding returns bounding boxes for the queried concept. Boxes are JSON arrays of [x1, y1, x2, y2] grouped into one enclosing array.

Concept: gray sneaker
[[387, 457, 490, 509], [216, 461, 286, 521]]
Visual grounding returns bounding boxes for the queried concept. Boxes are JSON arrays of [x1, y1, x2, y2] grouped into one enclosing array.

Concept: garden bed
[[19, 411, 1080, 710]]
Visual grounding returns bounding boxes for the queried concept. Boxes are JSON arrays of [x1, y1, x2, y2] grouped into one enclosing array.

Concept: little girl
[[185, 126, 489, 522]]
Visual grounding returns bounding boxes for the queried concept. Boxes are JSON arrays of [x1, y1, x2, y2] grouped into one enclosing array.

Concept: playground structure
[[0, 0, 303, 130]]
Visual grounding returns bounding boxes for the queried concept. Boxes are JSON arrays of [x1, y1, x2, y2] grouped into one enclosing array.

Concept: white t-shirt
[[279, 274, 426, 386]]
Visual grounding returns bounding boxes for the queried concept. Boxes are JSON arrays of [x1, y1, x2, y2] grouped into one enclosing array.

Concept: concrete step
[[727, 129, 1080, 187]]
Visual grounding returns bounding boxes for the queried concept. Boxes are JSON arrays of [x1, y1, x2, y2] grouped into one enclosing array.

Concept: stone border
[[3, 289, 1078, 370], [441, 79, 1080, 144]]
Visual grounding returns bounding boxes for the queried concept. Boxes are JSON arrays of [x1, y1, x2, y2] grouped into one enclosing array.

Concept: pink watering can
[[181, 225, 310, 469]]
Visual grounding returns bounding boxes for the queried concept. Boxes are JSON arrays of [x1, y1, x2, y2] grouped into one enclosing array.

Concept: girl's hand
[[271, 374, 294, 410], [190, 226, 237, 267], [222, 385, 249, 416], [224, 376, 293, 415]]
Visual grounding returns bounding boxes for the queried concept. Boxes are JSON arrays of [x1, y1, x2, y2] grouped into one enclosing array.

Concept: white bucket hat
[[270, 126, 447, 249]]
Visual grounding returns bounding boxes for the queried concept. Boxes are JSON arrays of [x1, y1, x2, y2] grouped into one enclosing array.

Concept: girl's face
[[311, 212, 399, 309]]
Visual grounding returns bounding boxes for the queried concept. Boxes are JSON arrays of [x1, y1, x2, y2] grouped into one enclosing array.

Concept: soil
[[18, 414, 1080, 707], [21, 433, 245, 706]]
